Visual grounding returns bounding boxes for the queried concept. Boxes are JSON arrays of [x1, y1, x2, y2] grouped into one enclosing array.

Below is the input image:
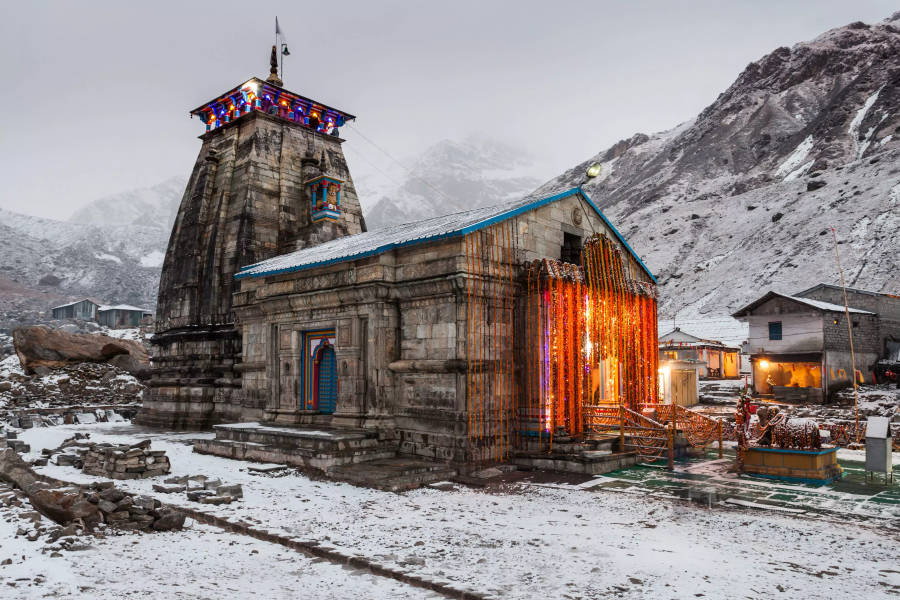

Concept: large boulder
[[12, 326, 149, 377]]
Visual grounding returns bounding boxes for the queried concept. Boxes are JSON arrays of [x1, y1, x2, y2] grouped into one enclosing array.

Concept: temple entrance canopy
[[518, 234, 659, 440]]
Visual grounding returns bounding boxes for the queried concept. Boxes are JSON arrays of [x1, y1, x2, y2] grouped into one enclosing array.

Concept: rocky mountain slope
[[0, 210, 167, 322], [533, 13, 900, 317], [0, 178, 186, 323], [358, 137, 544, 230]]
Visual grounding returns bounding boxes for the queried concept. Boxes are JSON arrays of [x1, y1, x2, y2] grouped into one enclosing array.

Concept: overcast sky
[[1, 0, 896, 219]]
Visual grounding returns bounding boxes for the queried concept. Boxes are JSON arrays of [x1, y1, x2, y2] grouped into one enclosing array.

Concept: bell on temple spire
[[266, 45, 283, 87]]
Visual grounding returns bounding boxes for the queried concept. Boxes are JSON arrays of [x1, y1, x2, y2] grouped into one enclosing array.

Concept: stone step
[[513, 450, 638, 475], [212, 422, 381, 453], [324, 458, 458, 492], [193, 438, 398, 471]]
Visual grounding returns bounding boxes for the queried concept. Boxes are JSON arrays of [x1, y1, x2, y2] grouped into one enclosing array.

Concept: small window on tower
[[561, 232, 582, 266]]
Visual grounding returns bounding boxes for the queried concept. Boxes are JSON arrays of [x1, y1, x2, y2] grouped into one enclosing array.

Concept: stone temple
[[138, 55, 661, 485]]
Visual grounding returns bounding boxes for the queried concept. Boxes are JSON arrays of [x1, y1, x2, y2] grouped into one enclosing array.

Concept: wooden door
[[315, 345, 338, 414]]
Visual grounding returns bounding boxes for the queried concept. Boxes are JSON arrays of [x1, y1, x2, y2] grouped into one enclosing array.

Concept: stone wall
[[801, 286, 900, 354], [233, 189, 655, 464]]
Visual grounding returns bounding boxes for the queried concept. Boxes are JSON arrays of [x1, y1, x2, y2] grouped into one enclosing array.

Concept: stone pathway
[[580, 449, 900, 524]]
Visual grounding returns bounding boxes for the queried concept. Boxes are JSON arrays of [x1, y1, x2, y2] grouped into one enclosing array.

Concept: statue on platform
[[756, 405, 821, 450]]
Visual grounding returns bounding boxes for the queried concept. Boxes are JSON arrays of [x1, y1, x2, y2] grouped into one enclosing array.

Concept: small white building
[[97, 304, 153, 329], [657, 358, 701, 407], [658, 327, 742, 379]]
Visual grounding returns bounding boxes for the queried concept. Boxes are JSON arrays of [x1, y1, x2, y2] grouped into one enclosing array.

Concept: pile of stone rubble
[[37, 437, 171, 481], [81, 439, 170, 480], [83, 482, 185, 531], [0, 448, 186, 535]]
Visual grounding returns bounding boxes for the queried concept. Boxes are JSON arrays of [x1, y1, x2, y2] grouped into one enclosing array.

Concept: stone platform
[[513, 434, 640, 475], [743, 446, 842, 485], [193, 422, 457, 491]]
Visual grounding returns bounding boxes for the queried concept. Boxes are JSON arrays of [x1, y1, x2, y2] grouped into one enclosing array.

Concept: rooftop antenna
[[831, 227, 860, 443]]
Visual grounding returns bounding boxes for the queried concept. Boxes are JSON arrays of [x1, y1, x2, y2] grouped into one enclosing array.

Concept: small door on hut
[[672, 370, 697, 407], [314, 343, 338, 414]]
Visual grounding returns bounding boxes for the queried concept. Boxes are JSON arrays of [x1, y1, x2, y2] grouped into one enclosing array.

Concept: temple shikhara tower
[[139, 45, 663, 483], [138, 49, 366, 428]]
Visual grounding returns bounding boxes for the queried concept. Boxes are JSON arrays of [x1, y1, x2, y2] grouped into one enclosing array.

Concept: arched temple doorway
[[313, 341, 337, 414]]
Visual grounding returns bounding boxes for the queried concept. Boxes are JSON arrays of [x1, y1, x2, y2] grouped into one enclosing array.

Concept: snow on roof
[[732, 291, 875, 317], [98, 304, 152, 313], [235, 187, 656, 282], [657, 317, 748, 348], [786, 294, 874, 314], [51, 298, 101, 310], [795, 283, 896, 298]]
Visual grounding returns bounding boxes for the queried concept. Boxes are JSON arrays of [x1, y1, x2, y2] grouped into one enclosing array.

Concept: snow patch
[[94, 253, 122, 264], [140, 250, 165, 268], [775, 135, 813, 179], [848, 87, 883, 159]]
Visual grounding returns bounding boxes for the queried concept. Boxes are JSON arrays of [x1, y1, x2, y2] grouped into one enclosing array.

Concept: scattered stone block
[[152, 512, 186, 531], [186, 490, 215, 502], [199, 495, 234, 505], [470, 467, 504, 479], [99, 487, 126, 503], [186, 476, 207, 490], [215, 484, 243, 499], [134, 495, 161, 511], [152, 484, 186, 494], [54, 454, 78, 467], [203, 478, 223, 491], [426, 481, 456, 491]]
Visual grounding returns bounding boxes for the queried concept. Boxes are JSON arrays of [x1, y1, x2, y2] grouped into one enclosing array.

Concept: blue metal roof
[[235, 187, 656, 282]]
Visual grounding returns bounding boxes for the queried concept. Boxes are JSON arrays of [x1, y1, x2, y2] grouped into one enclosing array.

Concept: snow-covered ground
[[13, 423, 900, 599], [0, 485, 436, 600]]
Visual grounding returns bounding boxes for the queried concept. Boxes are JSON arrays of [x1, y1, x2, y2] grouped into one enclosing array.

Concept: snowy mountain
[[68, 175, 186, 230], [533, 13, 900, 319], [0, 208, 169, 320], [358, 137, 544, 230], [0, 176, 187, 321]]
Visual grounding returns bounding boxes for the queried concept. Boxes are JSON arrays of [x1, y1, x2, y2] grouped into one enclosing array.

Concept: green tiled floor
[[589, 449, 899, 523]]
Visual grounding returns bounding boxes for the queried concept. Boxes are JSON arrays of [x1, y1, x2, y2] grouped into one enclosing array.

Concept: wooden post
[[667, 424, 674, 470], [618, 403, 625, 452], [717, 420, 723, 459]]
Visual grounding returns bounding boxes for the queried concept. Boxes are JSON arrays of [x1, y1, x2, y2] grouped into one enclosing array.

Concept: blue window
[[768, 321, 782, 341]]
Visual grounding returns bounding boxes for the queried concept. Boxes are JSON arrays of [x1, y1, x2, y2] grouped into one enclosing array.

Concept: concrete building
[[732, 291, 881, 402], [97, 305, 153, 329], [51, 299, 101, 321], [795, 284, 900, 360], [658, 327, 741, 379]]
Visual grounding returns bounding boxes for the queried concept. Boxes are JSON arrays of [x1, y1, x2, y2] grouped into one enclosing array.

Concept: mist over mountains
[[3, 13, 899, 328]]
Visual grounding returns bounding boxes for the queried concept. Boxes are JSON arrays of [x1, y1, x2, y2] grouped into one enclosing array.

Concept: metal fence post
[[667, 424, 674, 470], [717, 421, 723, 459]]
